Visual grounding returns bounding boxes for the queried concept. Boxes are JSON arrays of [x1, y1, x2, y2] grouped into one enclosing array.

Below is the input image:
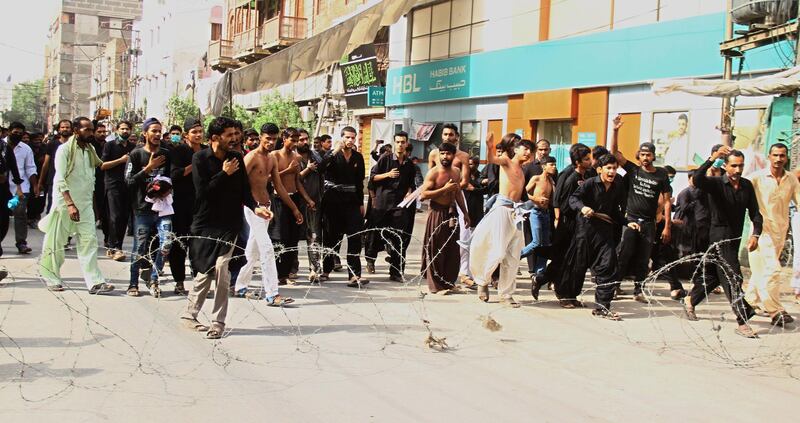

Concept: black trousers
[[169, 207, 192, 283], [522, 214, 535, 275], [322, 201, 363, 278], [559, 220, 619, 309], [651, 219, 683, 291], [366, 207, 413, 277], [545, 215, 574, 285], [688, 227, 754, 325], [616, 220, 656, 294], [0, 182, 10, 254], [106, 184, 130, 250]]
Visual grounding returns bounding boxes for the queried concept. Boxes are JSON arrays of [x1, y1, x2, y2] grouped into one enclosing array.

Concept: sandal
[[89, 283, 114, 295], [477, 284, 489, 302], [173, 282, 187, 295], [47, 284, 65, 292], [205, 329, 222, 339], [347, 277, 369, 288], [735, 325, 759, 338], [592, 309, 622, 321], [181, 318, 209, 332], [266, 294, 295, 307], [460, 276, 477, 290], [560, 299, 575, 309], [500, 296, 521, 308], [127, 286, 140, 297]]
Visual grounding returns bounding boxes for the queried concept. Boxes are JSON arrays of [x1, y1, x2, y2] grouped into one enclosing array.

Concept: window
[[459, 121, 482, 158], [538, 120, 572, 170], [211, 23, 222, 41], [408, 0, 486, 64], [61, 12, 75, 24]]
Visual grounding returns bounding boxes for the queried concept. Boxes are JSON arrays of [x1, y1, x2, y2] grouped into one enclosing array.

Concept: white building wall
[[135, 0, 222, 121]]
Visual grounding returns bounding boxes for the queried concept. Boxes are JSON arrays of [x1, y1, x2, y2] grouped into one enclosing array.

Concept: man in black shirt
[[124, 118, 172, 298], [564, 154, 629, 319], [91, 123, 109, 249], [613, 142, 672, 303], [101, 121, 135, 261], [319, 126, 367, 286], [684, 145, 760, 338], [0, 127, 25, 259], [181, 117, 263, 339], [367, 131, 417, 281], [546, 144, 592, 300], [37, 119, 71, 213], [168, 118, 206, 295]]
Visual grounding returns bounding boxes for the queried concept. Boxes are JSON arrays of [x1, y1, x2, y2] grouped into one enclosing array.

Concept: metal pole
[[720, 0, 734, 145], [228, 70, 233, 114]]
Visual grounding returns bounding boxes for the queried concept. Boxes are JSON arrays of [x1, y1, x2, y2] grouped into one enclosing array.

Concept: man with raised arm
[[469, 134, 534, 307], [684, 142, 761, 338]]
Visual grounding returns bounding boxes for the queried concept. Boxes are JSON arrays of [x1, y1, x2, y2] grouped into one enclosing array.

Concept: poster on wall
[[411, 122, 437, 141], [459, 121, 482, 159], [733, 108, 769, 176], [651, 111, 691, 169]]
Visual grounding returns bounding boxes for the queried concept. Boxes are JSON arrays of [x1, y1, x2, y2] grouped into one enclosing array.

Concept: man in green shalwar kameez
[[39, 117, 114, 294]]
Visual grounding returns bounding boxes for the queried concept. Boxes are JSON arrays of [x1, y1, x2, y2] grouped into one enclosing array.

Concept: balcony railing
[[260, 15, 307, 49], [208, 39, 239, 70], [233, 26, 261, 58]]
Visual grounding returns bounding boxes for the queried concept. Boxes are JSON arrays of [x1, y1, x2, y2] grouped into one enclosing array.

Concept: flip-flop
[[47, 285, 65, 292], [266, 295, 295, 307], [735, 326, 759, 338], [127, 286, 140, 297], [501, 297, 521, 308], [205, 329, 222, 339]]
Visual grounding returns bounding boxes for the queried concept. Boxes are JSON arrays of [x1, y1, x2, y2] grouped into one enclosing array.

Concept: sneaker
[[17, 244, 32, 254], [112, 250, 127, 261]]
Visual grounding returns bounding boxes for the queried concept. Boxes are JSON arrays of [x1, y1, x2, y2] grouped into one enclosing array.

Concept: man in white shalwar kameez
[[469, 135, 534, 307]]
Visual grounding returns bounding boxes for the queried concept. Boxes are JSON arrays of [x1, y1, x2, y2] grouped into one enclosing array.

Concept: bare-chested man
[[420, 142, 469, 295], [469, 134, 534, 307], [521, 155, 556, 289], [233, 123, 302, 307], [427, 123, 474, 286], [270, 127, 315, 285]]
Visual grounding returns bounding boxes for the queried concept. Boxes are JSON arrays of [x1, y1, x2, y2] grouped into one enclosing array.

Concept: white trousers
[[457, 192, 472, 278], [469, 206, 524, 299], [792, 213, 800, 293], [746, 232, 786, 314], [233, 207, 280, 298]]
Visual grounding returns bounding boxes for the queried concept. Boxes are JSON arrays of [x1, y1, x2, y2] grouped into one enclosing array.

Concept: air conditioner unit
[[731, 0, 798, 28], [299, 105, 314, 122]]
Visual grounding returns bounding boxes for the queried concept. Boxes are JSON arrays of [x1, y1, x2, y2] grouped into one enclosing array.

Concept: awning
[[653, 66, 800, 97], [211, 0, 428, 115]]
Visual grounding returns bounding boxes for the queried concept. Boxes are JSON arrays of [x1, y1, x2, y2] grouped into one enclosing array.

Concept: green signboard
[[367, 86, 385, 107], [387, 56, 470, 105]]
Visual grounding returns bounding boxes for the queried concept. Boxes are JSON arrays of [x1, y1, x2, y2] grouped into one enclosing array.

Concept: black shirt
[[0, 139, 23, 185], [693, 159, 762, 237], [481, 163, 499, 196], [569, 175, 627, 229], [44, 139, 66, 186], [465, 169, 488, 227], [125, 146, 171, 214], [170, 143, 207, 212], [320, 149, 365, 206], [369, 152, 416, 210], [191, 148, 251, 235], [102, 138, 136, 186], [555, 169, 586, 215], [622, 162, 671, 221], [556, 164, 597, 189]]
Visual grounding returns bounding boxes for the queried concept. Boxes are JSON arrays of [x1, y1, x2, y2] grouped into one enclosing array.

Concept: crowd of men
[[0, 113, 798, 339]]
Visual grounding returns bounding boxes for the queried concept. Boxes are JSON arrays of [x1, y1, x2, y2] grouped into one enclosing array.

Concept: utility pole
[[720, 0, 734, 144]]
